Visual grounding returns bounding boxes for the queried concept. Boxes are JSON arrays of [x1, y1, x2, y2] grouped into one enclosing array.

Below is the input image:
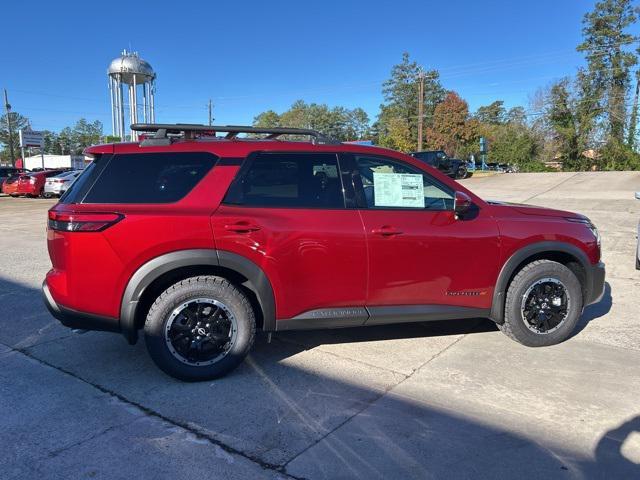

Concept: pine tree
[[577, 0, 638, 143], [376, 52, 445, 151]]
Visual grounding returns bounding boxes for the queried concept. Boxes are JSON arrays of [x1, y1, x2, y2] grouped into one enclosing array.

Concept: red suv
[[42, 124, 605, 381]]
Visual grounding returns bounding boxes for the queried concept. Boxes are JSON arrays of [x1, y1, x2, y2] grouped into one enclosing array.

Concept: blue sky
[[2, 0, 635, 134]]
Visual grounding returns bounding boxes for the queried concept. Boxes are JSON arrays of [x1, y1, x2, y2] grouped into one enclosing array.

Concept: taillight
[[48, 211, 123, 232]]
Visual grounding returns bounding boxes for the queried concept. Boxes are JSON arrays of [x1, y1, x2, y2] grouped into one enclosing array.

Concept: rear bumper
[[585, 261, 606, 306], [42, 281, 120, 333], [44, 184, 64, 194]]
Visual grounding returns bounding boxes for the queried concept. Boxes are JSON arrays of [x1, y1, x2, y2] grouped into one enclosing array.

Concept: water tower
[[108, 50, 156, 141]]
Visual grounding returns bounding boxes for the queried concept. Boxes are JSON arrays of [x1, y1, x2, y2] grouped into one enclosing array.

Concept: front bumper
[[42, 281, 120, 333], [585, 261, 606, 306]]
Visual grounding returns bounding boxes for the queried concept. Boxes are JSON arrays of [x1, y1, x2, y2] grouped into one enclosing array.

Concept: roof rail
[[130, 123, 340, 146]]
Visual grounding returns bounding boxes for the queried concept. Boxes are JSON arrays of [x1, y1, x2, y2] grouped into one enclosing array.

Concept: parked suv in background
[[43, 124, 605, 381], [410, 150, 468, 179]]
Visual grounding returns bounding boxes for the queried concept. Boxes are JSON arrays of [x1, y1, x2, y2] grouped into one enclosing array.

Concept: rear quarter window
[[81, 152, 217, 204]]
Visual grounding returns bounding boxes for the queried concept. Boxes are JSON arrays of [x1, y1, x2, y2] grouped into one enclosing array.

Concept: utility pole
[[417, 70, 424, 152], [627, 74, 639, 150], [208, 99, 213, 126], [3, 89, 16, 167]]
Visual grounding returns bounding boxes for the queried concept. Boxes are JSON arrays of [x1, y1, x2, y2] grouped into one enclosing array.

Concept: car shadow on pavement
[[1, 275, 637, 479], [593, 415, 640, 479]]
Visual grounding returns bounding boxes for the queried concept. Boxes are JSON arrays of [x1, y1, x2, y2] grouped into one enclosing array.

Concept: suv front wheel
[[144, 276, 256, 381], [455, 165, 468, 179], [499, 260, 583, 347]]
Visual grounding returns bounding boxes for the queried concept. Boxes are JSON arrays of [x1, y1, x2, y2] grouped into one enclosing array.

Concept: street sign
[[19, 129, 44, 148]]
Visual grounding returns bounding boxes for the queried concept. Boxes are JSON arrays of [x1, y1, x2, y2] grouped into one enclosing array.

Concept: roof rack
[[130, 123, 340, 146]]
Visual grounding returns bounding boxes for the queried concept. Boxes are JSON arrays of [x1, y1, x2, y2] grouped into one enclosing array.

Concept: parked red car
[[43, 124, 605, 381], [15, 170, 65, 197], [2, 174, 21, 196]]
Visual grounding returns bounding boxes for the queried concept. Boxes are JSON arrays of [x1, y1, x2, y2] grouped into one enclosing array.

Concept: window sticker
[[372, 172, 424, 208]]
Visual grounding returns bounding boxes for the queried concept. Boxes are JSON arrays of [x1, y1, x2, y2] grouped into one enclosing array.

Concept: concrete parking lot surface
[[1, 171, 638, 479]]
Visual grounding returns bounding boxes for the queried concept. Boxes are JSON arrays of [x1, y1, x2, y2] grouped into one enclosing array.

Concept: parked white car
[[43, 170, 82, 198]]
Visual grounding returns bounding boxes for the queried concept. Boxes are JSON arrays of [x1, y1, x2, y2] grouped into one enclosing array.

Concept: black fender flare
[[489, 241, 592, 324], [119, 249, 276, 344]]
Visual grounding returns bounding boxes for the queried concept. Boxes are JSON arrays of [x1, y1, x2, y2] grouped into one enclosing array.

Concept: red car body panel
[[2, 178, 20, 195], [44, 138, 604, 335], [212, 205, 368, 319], [358, 208, 500, 309]]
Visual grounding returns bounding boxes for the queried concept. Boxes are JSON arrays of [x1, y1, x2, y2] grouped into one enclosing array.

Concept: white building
[[23, 154, 88, 171]]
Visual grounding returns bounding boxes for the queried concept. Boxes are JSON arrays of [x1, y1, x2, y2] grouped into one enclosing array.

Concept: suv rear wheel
[[499, 260, 583, 347], [144, 276, 255, 381]]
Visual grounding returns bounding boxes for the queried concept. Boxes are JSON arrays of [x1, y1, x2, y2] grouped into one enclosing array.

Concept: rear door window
[[81, 152, 217, 204], [223, 152, 345, 208]]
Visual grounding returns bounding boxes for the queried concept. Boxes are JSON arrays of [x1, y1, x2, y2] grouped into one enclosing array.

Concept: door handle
[[371, 226, 403, 236], [224, 222, 261, 233]]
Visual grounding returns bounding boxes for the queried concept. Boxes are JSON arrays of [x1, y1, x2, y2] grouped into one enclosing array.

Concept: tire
[[455, 166, 467, 180], [499, 260, 583, 347], [144, 275, 256, 381], [42, 192, 52, 199]]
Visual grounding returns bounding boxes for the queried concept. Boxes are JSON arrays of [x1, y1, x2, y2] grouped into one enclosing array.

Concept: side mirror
[[454, 191, 473, 217]]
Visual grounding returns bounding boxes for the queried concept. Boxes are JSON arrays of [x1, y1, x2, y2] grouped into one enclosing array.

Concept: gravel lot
[[1, 171, 639, 479]]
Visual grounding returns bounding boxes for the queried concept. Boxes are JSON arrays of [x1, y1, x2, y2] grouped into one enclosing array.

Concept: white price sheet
[[373, 172, 424, 208]]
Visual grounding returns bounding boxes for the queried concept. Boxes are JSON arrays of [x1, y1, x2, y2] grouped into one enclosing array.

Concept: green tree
[[547, 79, 583, 169], [627, 46, 640, 149], [488, 123, 541, 170], [344, 107, 370, 140], [43, 130, 60, 154], [378, 117, 413, 152], [475, 100, 506, 125], [506, 106, 527, 125], [71, 119, 103, 154], [599, 137, 640, 169], [376, 52, 445, 151], [0, 111, 30, 163], [577, 0, 639, 143], [253, 110, 280, 128], [57, 127, 75, 155], [253, 101, 369, 141], [540, 77, 605, 171]]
